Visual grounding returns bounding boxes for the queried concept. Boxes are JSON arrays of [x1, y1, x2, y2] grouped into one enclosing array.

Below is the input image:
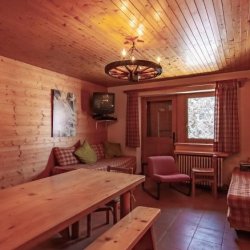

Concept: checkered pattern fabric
[[214, 80, 240, 154], [52, 156, 136, 175], [227, 168, 250, 208], [227, 168, 250, 231], [227, 207, 250, 231], [126, 92, 140, 148], [54, 146, 79, 166], [91, 144, 105, 160]]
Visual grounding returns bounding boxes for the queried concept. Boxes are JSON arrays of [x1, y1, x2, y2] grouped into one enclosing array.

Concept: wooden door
[[141, 96, 177, 163]]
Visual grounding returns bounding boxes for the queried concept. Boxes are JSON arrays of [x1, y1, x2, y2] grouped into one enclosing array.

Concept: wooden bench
[[85, 206, 161, 250]]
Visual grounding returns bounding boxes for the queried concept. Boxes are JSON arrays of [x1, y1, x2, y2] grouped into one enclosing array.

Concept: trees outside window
[[187, 97, 215, 140]]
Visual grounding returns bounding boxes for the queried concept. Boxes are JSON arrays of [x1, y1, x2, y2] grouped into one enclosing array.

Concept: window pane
[[187, 97, 215, 139], [147, 101, 172, 137]]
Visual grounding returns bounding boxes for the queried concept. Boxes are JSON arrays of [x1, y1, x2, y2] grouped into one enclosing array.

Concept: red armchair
[[143, 156, 191, 200]]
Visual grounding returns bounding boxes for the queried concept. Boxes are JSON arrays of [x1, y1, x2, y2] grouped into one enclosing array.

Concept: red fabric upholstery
[[214, 80, 240, 154], [148, 156, 178, 176], [144, 156, 191, 199], [91, 143, 105, 160], [148, 156, 190, 183], [54, 146, 79, 166], [152, 173, 191, 183]]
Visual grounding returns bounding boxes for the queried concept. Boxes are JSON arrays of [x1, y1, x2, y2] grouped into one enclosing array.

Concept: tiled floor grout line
[[188, 208, 228, 249], [156, 208, 183, 245], [187, 211, 202, 250], [222, 216, 228, 245]]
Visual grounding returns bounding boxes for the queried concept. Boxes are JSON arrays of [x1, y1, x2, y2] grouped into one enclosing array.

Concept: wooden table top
[[0, 169, 145, 250]]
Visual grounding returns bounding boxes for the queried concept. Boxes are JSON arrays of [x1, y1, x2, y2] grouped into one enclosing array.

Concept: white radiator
[[176, 154, 223, 187]]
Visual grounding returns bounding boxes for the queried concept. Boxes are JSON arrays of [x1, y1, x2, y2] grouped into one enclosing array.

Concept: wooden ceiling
[[0, 0, 249, 87]]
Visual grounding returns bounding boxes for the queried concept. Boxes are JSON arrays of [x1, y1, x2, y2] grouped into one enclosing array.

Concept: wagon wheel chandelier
[[105, 36, 162, 82]]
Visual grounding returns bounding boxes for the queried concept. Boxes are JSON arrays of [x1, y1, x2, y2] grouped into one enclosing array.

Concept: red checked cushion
[[91, 144, 105, 160], [54, 146, 79, 166]]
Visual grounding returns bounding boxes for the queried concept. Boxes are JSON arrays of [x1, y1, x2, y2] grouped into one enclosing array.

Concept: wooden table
[[0, 169, 145, 250]]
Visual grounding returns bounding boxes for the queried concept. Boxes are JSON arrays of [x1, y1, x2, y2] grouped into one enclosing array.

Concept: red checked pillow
[[54, 146, 79, 166], [91, 144, 105, 160]]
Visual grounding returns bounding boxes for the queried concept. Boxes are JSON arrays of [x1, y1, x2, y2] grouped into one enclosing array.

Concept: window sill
[[174, 143, 228, 158], [175, 142, 213, 153]]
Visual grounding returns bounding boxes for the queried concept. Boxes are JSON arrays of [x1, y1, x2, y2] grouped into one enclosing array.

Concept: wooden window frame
[[184, 91, 215, 144]]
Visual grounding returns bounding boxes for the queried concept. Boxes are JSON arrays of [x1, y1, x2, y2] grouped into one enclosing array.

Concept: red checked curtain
[[213, 80, 240, 154], [126, 92, 140, 148]]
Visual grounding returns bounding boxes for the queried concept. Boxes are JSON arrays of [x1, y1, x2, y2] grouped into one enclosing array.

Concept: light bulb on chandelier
[[105, 36, 162, 82]]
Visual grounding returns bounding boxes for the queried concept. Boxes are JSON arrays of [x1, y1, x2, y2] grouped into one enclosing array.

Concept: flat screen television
[[92, 92, 115, 119]]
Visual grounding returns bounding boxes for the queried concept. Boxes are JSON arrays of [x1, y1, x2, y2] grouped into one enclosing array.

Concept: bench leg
[[120, 191, 131, 218], [133, 227, 156, 250]]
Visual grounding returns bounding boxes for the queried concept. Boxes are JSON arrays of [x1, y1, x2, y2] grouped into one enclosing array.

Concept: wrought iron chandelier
[[105, 37, 162, 82]]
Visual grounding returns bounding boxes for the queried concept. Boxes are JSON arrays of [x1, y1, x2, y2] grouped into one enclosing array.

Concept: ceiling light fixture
[[105, 36, 162, 82]]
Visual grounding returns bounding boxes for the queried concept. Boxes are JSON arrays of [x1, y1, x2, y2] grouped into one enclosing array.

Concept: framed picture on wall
[[52, 89, 77, 137]]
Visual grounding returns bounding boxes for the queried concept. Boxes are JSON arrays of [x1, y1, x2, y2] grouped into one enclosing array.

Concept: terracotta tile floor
[[35, 183, 250, 250]]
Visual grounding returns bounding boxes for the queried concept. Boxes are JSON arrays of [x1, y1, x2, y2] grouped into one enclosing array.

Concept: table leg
[[120, 191, 131, 218]]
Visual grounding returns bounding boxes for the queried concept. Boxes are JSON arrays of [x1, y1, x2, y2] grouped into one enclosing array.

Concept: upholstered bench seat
[[52, 156, 136, 175]]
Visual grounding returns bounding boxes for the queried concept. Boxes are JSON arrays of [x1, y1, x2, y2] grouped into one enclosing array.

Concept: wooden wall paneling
[[103, 0, 164, 66], [176, 0, 216, 71], [212, 0, 232, 67], [42, 1, 119, 55], [235, 0, 249, 68], [159, 0, 209, 72], [0, 1, 249, 86], [81, 90, 91, 114], [27, 0, 119, 82], [0, 56, 107, 188], [82, 0, 201, 75], [231, 0, 241, 70], [202, 0, 227, 69], [193, 0, 224, 70], [225, 0, 241, 71], [187, 0, 221, 71], [0, 136, 54, 147], [170, 0, 209, 71], [135, 0, 199, 75], [159, 0, 205, 74]]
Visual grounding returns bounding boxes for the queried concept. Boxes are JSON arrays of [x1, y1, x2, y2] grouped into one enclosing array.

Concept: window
[[147, 100, 173, 137], [187, 96, 215, 140]]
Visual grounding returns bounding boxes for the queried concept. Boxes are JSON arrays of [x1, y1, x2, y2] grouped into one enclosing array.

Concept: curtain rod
[[123, 78, 247, 94]]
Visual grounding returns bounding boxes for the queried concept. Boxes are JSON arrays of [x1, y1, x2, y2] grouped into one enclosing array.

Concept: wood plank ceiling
[[0, 0, 249, 87]]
